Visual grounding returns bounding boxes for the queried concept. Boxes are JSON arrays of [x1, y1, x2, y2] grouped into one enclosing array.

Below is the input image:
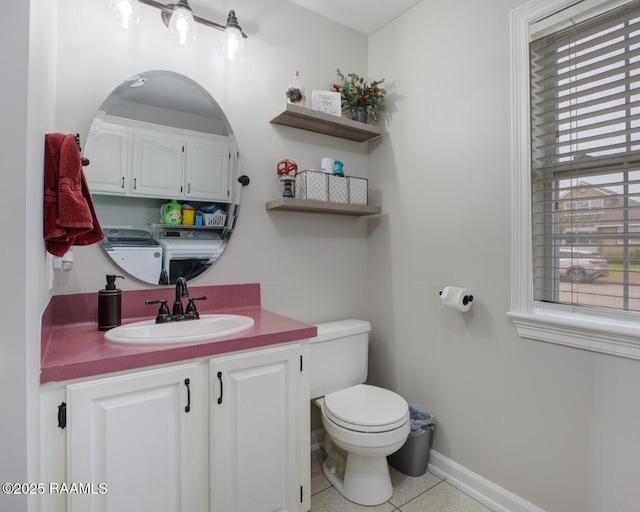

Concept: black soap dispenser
[[98, 275, 124, 331]]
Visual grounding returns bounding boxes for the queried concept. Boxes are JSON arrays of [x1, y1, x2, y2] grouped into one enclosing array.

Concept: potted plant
[[331, 69, 386, 123]]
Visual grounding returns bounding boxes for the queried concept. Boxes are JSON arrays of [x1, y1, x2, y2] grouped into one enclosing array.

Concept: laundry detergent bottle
[[161, 199, 182, 225]]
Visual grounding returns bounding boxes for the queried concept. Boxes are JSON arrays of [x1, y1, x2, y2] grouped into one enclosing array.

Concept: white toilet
[[310, 319, 410, 506]]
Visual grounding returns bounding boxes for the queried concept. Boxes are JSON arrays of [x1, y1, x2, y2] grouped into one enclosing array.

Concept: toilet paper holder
[[439, 290, 473, 305]]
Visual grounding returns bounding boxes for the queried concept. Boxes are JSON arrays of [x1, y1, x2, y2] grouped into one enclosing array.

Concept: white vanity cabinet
[[209, 343, 303, 512], [40, 342, 310, 512], [40, 363, 207, 512]]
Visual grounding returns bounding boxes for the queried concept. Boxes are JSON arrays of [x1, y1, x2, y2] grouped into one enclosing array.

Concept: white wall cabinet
[[184, 136, 230, 202], [83, 125, 129, 194], [85, 115, 232, 203], [130, 131, 185, 198], [40, 343, 310, 512]]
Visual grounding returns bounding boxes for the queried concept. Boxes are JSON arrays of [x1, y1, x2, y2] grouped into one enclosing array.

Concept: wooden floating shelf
[[270, 103, 382, 143], [266, 197, 381, 216]]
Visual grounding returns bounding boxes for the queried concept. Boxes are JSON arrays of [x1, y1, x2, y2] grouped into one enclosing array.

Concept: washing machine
[[158, 233, 225, 284], [101, 228, 163, 284]]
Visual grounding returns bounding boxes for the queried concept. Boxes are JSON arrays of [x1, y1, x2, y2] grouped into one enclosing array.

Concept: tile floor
[[310, 450, 495, 512]]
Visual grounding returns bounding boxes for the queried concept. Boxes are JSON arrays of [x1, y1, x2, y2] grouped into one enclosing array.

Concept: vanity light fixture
[[219, 10, 245, 61], [113, 0, 248, 59], [109, 0, 140, 28], [164, 0, 197, 45]]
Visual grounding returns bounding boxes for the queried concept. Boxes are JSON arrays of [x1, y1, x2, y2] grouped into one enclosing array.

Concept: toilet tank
[[309, 319, 371, 399]]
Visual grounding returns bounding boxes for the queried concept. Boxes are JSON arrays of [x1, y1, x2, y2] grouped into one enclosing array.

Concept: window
[[510, 0, 640, 359]]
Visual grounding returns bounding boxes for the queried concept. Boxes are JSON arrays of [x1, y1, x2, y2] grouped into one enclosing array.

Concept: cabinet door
[[40, 384, 67, 512], [84, 125, 129, 194], [66, 363, 201, 512], [210, 344, 300, 512], [131, 132, 184, 198], [184, 137, 230, 202]]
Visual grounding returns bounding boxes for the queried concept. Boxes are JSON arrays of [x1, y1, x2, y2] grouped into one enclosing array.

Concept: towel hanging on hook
[[43, 133, 103, 256], [75, 133, 90, 167], [45, 133, 90, 167]]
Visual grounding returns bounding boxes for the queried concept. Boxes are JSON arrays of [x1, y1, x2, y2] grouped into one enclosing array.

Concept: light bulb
[[220, 25, 244, 61], [108, 0, 139, 29], [168, 4, 196, 45]]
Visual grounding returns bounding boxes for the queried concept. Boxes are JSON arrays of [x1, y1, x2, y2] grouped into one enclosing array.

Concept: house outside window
[[510, 0, 640, 359], [617, 225, 640, 243], [564, 198, 604, 210]]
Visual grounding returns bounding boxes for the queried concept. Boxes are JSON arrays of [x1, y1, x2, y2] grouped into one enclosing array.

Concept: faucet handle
[[145, 299, 170, 323], [185, 295, 207, 317]]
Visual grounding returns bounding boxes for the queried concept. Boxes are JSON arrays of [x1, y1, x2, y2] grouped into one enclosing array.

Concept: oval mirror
[[83, 70, 241, 286]]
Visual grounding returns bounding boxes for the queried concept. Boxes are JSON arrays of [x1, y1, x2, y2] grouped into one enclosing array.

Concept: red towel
[[44, 133, 104, 257]]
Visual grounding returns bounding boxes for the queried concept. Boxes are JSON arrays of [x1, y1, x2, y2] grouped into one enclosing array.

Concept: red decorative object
[[277, 159, 298, 177]]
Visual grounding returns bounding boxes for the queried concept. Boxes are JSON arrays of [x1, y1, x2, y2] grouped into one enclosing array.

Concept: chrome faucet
[[173, 277, 189, 316]]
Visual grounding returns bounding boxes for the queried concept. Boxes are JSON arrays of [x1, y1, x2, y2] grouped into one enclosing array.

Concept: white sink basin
[[105, 314, 255, 345]]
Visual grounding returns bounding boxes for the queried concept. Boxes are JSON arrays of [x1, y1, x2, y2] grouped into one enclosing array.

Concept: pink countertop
[[41, 283, 316, 384]]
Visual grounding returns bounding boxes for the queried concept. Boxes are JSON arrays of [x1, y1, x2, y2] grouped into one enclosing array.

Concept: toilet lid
[[323, 384, 409, 433]]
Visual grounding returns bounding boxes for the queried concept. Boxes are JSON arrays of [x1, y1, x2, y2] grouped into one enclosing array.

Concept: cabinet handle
[[217, 371, 223, 404], [57, 402, 66, 429], [184, 378, 191, 413], [187, 183, 191, 194], [121, 177, 125, 189], [133, 177, 137, 189]]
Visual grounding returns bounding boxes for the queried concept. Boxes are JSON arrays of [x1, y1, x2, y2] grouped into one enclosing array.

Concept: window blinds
[[530, 0, 640, 311]]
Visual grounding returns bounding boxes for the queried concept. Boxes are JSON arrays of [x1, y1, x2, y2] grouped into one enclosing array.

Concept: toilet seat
[[323, 384, 409, 433]]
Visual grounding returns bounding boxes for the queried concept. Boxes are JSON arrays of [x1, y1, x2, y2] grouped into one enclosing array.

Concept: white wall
[[0, 0, 57, 510], [0, 3, 31, 510], [51, 0, 372, 324], [368, 1, 640, 511]]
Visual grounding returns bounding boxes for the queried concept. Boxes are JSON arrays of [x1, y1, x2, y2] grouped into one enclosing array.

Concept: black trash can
[[388, 405, 435, 477]]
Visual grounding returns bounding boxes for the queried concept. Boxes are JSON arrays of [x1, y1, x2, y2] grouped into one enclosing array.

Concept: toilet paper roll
[[440, 286, 473, 312]]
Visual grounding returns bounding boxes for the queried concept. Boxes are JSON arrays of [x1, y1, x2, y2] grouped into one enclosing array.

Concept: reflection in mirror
[[83, 70, 241, 286]]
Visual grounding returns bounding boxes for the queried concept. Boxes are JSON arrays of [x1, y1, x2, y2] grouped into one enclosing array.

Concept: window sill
[[508, 306, 640, 360]]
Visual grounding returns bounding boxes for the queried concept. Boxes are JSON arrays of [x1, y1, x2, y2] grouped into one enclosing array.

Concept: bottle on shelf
[[286, 70, 306, 106]]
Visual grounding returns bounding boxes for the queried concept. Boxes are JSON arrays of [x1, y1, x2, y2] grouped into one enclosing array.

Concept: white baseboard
[[428, 450, 546, 512], [311, 429, 544, 512]]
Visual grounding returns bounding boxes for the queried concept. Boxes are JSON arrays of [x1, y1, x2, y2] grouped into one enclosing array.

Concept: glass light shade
[[168, 6, 197, 45], [108, 0, 139, 29], [220, 26, 244, 61]]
